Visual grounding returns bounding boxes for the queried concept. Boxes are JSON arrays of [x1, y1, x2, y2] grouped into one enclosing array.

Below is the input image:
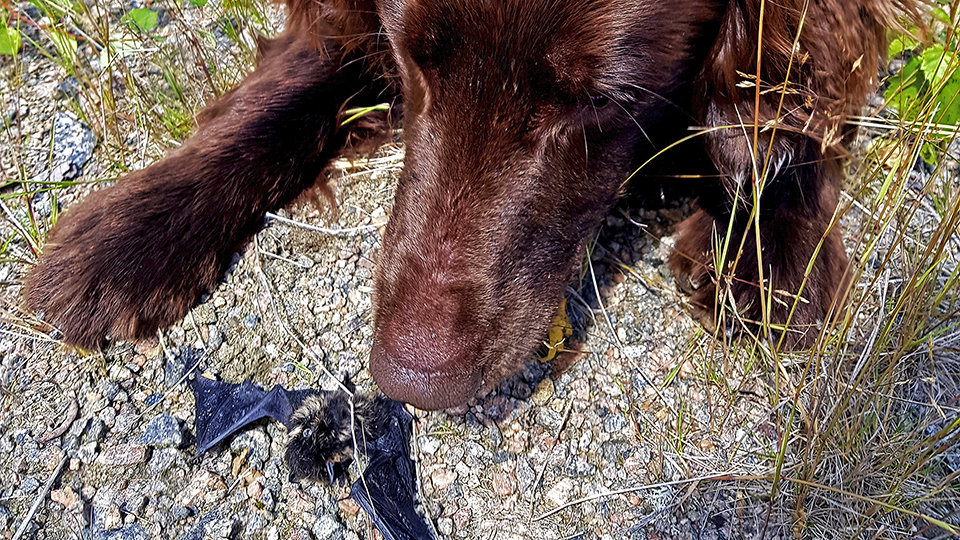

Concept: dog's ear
[[697, 0, 906, 169]]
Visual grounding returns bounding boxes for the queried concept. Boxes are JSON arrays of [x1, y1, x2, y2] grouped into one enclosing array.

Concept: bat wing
[[190, 376, 311, 455], [350, 406, 435, 540], [350, 455, 435, 540]]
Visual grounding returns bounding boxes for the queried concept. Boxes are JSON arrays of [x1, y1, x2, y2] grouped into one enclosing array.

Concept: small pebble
[[20, 476, 40, 494], [138, 414, 183, 447], [312, 514, 343, 540]]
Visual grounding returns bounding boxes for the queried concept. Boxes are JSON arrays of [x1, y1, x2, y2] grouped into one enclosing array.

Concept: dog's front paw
[[24, 176, 219, 349], [669, 209, 848, 348], [668, 209, 724, 332]]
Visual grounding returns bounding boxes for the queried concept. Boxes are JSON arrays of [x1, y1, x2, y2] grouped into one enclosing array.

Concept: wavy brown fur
[[24, 0, 921, 408]]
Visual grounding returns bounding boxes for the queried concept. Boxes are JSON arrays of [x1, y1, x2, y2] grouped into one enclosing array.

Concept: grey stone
[[78, 441, 98, 463], [99, 407, 117, 429], [65, 416, 90, 439], [438, 517, 454, 536], [119, 488, 148, 516], [564, 455, 597, 478], [31, 191, 55, 218], [176, 506, 234, 540], [192, 304, 216, 325], [419, 436, 441, 455], [602, 439, 633, 463], [92, 485, 119, 512], [165, 347, 198, 388], [446, 481, 463, 500], [148, 448, 182, 476], [171, 506, 191, 521], [259, 489, 275, 513], [0, 504, 12, 531], [101, 381, 121, 402], [138, 414, 183, 448], [536, 407, 564, 433], [312, 514, 343, 540], [207, 326, 223, 351], [102, 504, 122, 531], [488, 424, 503, 448], [243, 513, 268, 538], [603, 413, 628, 434], [49, 112, 96, 179], [263, 458, 283, 493], [95, 444, 147, 466], [86, 418, 106, 443], [113, 406, 138, 435], [20, 476, 40, 493], [230, 430, 270, 466], [516, 457, 536, 494], [4, 99, 27, 124], [57, 77, 82, 99], [93, 523, 149, 540]]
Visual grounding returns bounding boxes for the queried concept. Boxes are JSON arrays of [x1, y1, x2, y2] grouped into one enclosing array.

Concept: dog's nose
[[370, 335, 482, 410], [370, 281, 485, 410]]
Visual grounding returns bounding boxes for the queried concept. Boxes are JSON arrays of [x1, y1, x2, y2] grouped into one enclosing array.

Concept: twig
[[258, 250, 311, 269], [36, 396, 78, 445], [527, 399, 573, 517], [11, 455, 67, 540], [408, 408, 442, 540], [133, 339, 206, 424], [251, 236, 352, 395], [185, 311, 206, 351], [0, 326, 58, 343], [534, 472, 733, 521], [0, 197, 40, 257], [264, 212, 380, 236], [585, 246, 675, 413]]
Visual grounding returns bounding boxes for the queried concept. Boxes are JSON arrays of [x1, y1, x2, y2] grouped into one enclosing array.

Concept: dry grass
[[652, 9, 960, 538]]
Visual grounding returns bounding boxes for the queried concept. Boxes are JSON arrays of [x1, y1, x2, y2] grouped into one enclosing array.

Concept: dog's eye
[[589, 95, 610, 108]]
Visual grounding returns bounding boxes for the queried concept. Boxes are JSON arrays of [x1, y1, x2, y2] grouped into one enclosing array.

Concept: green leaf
[[187, 0, 208, 8], [920, 45, 952, 85], [0, 24, 20, 56], [885, 55, 925, 121], [888, 35, 919, 58], [125, 8, 159, 32], [932, 7, 951, 25], [932, 70, 960, 127], [28, 0, 77, 18], [48, 28, 77, 65], [98, 30, 140, 70], [920, 141, 939, 166]]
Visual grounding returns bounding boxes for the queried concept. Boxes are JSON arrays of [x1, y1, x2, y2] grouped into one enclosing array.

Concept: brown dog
[[24, 0, 918, 409]]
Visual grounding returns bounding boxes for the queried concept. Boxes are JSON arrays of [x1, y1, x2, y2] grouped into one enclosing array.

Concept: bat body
[[188, 375, 435, 539]]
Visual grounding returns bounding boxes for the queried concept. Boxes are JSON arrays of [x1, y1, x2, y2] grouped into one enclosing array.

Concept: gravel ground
[[1, 144, 756, 539], [1, 2, 958, 539]]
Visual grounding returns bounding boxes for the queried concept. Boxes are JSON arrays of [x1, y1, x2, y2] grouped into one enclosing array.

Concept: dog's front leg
[[24, 32, 391, 349], [665, 0, 892, 347]]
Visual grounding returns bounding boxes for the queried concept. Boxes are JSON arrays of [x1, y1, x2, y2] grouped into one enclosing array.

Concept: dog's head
[[370, 0, 718, 409]]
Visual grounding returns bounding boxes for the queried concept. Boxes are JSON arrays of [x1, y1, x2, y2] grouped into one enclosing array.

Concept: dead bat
[[188, 375, 435, 540]]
